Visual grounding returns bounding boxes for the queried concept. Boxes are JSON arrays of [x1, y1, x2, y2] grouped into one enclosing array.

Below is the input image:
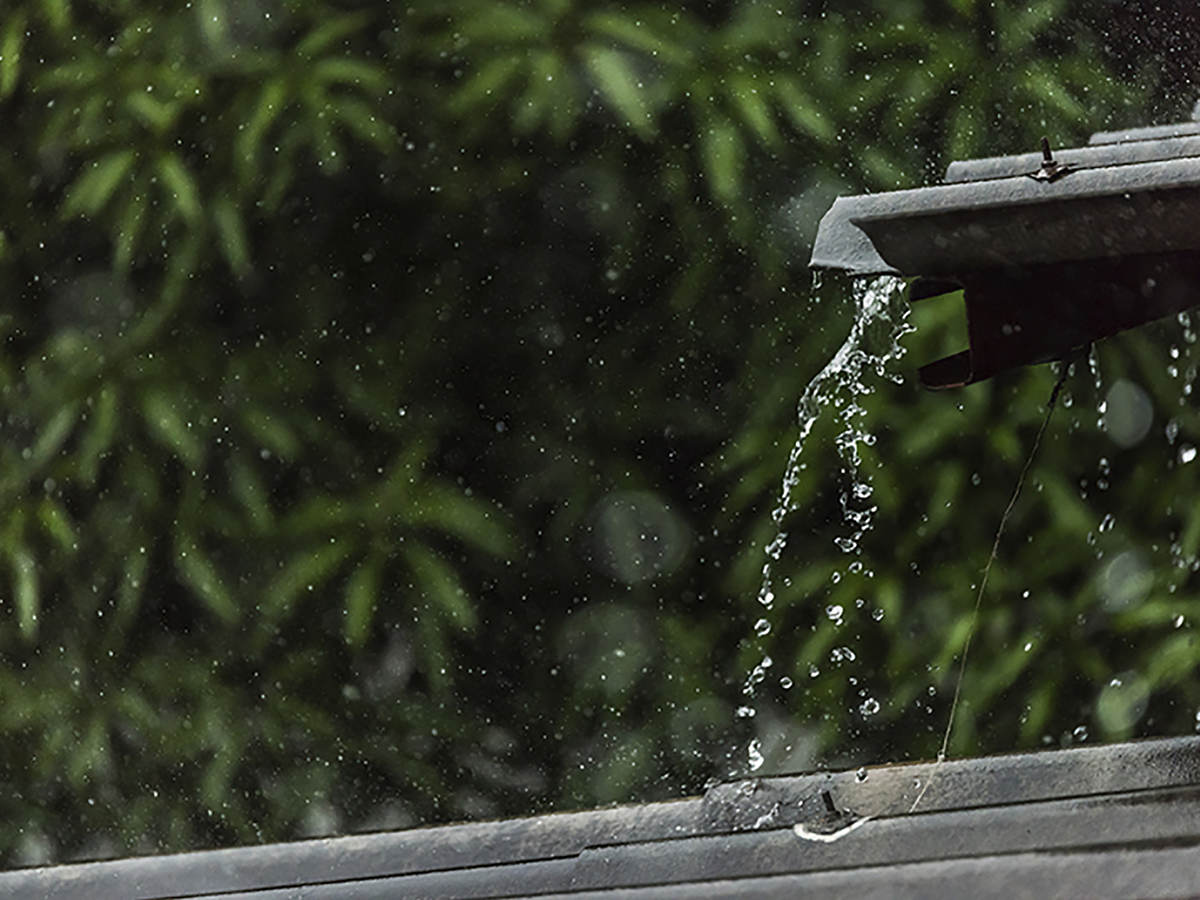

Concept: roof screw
[[1028, 136, 1075, 183], [821, 789, 837, 814]]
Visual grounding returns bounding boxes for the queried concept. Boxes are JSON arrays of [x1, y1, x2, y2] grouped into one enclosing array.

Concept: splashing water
[[739, 274, 912, 773]]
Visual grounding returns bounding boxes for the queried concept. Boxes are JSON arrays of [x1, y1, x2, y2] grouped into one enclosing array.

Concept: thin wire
[[909, 359, 1073, 814]]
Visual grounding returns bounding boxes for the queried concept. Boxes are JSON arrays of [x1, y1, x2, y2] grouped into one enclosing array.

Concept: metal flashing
[[3, 736, 1200, 898], [809, 120, 1200, 388]]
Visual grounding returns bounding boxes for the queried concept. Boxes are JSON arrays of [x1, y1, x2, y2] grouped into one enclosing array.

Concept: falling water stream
[[740, 274, 912, 773]]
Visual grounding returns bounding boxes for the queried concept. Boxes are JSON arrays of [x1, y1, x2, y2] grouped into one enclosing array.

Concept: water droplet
[[1181, 445, 1197, 465], [736, 706, 756, 718], [747, 738, 764, 771], [780, 676, 793, 689], [855, 767, 868, 783], [754, 618, 771, 637], [825, 604, 844, 624], [1174, 614, 1186, 628], [1072, 725, 1088, 742], [871, 608, 884, 621], [1099, 513, 1116, 533], [859, 697, 880, 717], [1023, 642, 1033, 652]]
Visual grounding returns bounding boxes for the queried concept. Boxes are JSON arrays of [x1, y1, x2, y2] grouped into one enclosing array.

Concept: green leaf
[[39, 0, 71, 33], [0, 13, 26, 99], [229, 452, 272, 532], [110, 178, 148, 270], [156, 154, 202, 224], [331, 97, 393, 151], [28, 403, 79, 471], [37, 498, 76, 552], [313, 57, 389, 92], [126, 92, 179, 134], [344, 553, 383, 648], [727, 74, 779, 147], [449, 56, 524, 116], [295, 12, 371, 59], [241, 408, 300, 459], [213, 196, 251, 277], [175, 536, 239, 625], [455, 5, 545, 43], [62, 150, 136, 219], [581, 45, 654, 138], [403, 544, 475, 630], [699, 113, 743, 204], [406, 482, 512, 556], [774, 77, 835, 143], [261, 542, 353, 623], [584, 12, 691, 66], [10, 545, 38, 639], [142, 391, 204, 469], [236, 76, 288, 179]]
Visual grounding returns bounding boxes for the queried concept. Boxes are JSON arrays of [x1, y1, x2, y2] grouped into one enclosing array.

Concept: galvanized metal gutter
[[810, 119, 1200, 388], [3, 736, 1200, 898]]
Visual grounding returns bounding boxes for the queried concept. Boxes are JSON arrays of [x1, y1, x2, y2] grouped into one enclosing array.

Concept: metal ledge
[[4, 736, 1200, 898], [811, 156, 1200, 277]]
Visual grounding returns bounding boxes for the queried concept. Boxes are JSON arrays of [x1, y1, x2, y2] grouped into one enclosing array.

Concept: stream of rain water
[[739, 273, 913, 774]]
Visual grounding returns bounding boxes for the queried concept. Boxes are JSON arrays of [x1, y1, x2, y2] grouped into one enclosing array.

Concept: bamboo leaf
[[699, 113, 743, 204], [331, 96, 393, 151], [295, 12, 371, 59], [313, 57, 389, 92], [774, 77, 835, 143], [37, 498, 76, 552], [406, 482, 512, 556], [403, 544, 475, 630], [449, 56, 524, 116], [113, 182, 148, 270], [213, 195, 251, 277], [62, 150, 136, 219], [11, 544, 38, 639], [236, 76, 288, 179], [344, 553, 383, 648], [582, 46, 654, 138], [142, 391, 204, 469], [0, 13, 26, 99], [175, 535, 239, 625], [727, 74, 779, 147], [29, 404, 79, 471], [156, 154, 202, 224], [229, 452, 272, 532], [261, 542, 353, 622], [585, 12, 691, 65]]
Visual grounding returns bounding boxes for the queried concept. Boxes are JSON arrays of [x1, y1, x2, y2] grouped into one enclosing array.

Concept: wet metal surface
[[4, 736, 1200, 898], [809, 120, 1200, 388]]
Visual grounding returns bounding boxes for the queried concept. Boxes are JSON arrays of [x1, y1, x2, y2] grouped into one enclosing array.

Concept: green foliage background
[[0, 0, 1198, 865]]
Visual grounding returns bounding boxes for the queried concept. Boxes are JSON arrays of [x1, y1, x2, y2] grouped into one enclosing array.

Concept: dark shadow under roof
[[4, 736, 1200, 898]]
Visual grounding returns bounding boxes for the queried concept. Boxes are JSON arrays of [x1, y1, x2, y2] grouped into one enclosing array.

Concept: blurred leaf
[[582, 45, 654, 138], [156, 154, 202, 224], [142, 391, 204, 469], [175, 535, 239, 625], [213, 195, 251, 277], [11, 544, 38, 639], [62, 150, 135, 219], [699, 113, 742, 204], [261, 542, 353, 623], [344, 553, 383, 648], [0, 13, 26, 99], [403, 544, 476, 630]]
